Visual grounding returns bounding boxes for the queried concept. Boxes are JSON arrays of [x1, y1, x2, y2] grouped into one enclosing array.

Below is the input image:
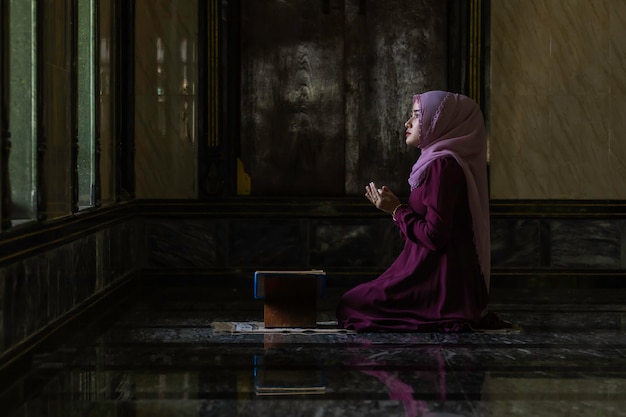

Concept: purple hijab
[[408, 91, 491, 289]]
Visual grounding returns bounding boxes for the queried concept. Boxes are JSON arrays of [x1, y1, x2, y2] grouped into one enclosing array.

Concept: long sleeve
[[393, 157, 466, 251]]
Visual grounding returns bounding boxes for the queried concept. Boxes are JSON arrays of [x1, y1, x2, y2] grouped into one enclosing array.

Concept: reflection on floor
[[2, 285, 626, 417]]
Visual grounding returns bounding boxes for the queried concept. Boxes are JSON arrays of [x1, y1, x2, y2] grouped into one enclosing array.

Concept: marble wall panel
[[134, 94, 198, 198], [134, 0, 198, 97], [70, 234, 98, 303], [110, 220, 144, 275], [1, 246, 71, 349], [491, 219, 542, 268], [146, 219, 228, 268], [550, 219, 623, 268], [548, 94, 610, 199], [489, 0, 551, 97], [45, 244, 74, 321], [489, 95, 551, 199], [134, 0, 198, 199], [546, 0, 610, 95], [5, 261, 28, 346], [140, 214, 626, 275], [311, 221, 376, 268], [2, 262, 25, 348], [490, 0, 626, 199], [95, 228, 112, 292], [310, 219, 404, 269], [0, 219, 141, 357], [229, 220, 308, 268], [610, 4, 626, 94]]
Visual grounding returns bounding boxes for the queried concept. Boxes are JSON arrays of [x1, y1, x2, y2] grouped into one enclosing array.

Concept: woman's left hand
[[365, 182, 401, 214]]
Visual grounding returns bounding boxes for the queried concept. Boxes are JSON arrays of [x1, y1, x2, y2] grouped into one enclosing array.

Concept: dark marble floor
[[2, 284, 626, 417]]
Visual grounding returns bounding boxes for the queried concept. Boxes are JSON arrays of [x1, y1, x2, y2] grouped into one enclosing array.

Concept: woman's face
[[404, 100, 420, 147]]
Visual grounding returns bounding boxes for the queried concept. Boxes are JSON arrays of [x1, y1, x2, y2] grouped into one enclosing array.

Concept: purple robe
[[337, 157, 489, 332]]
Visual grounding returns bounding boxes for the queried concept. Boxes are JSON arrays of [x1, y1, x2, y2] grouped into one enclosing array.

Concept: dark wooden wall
[[239, 0, 448, 197]]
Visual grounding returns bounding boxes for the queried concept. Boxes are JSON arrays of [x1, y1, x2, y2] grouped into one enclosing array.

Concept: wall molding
[[3, 198, 626, 280]]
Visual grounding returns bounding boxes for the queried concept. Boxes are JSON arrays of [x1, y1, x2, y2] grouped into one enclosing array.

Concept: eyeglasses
[[407, 109, 419, 119]]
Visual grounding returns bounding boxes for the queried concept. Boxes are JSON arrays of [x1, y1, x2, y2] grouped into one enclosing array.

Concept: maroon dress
[[337, 156, 489, 332]]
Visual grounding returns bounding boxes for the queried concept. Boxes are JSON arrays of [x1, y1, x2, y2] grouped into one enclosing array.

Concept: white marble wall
[[489, 0, 626, 199], [134, 0, 198, 198]]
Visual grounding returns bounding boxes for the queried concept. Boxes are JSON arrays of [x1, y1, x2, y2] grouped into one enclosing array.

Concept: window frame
[[0, 0, 134, 233]]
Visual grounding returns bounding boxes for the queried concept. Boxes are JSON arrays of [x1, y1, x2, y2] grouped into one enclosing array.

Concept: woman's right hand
[[365, 182, 401, 214]]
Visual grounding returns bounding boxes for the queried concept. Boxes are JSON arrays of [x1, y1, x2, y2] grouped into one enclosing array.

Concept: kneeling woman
[[336, 90, 512, 333]]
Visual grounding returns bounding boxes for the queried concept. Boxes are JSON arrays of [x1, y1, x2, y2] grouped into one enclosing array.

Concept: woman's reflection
[[344, 342, 481, 417]]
